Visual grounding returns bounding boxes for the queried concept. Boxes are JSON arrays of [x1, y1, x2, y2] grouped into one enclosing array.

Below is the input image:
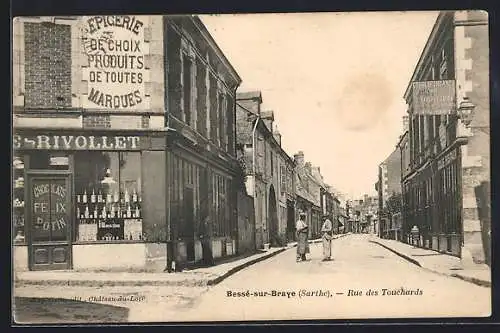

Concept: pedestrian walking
[[296, 211, 309, 262], [321, 215, 333, 261]]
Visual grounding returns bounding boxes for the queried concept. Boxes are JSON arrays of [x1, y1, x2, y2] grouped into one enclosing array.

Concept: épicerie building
[[12, 15, 242, 271]]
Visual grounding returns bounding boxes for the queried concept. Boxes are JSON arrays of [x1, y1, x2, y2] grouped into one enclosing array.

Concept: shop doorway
[[183, 187, 196, 262], [268, 185, 279, 247], [286, 201, 295, 242], [28, 175, 72, 271]]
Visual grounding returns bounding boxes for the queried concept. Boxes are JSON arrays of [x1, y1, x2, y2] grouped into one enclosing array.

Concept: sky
[[200, 11, 439, 200]]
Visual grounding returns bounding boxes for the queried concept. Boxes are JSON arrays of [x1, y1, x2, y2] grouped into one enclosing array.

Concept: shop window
[[74, 152, 142, 242], [183, 54, 193, 126], [13, 156, 26, 244]]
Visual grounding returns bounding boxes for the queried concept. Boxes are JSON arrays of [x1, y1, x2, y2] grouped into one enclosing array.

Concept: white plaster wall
[[13, 245, 29, 271], [212, 239, 222, 259], [73, 243, 146, 270]]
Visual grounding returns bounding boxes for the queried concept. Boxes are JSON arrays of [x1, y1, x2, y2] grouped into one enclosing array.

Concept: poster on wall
[[80, 15, 150, 110]]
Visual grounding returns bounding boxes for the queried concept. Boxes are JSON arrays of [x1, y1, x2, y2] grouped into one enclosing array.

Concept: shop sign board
[[13, 134, 141, 150], [411, 80, 455, 115]]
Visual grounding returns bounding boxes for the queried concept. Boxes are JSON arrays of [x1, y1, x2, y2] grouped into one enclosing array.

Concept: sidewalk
[[370, 237, 491, 287], [15, 247, 286, 288]]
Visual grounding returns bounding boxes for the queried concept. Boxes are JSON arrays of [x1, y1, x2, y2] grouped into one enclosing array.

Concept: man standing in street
[[321, 215, 333, 261], [296, 211, 309, 262]]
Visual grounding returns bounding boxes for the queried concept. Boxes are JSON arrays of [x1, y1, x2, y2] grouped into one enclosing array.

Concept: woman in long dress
[[321, 215, 333, 261], [296, 211, 309, 262]]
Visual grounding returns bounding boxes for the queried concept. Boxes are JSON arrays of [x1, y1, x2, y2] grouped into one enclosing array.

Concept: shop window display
[[13, 156, 26, 244], [74, 152, 143, 242]]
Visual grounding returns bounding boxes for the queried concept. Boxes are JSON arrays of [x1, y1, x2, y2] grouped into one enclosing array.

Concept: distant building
[[293, 152, 321, 239], [236, 91, 296, 249], [376, 145, 403, 240]]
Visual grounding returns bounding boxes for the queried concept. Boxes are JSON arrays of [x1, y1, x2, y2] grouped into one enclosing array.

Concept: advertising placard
[[80, 15, 150, 110]]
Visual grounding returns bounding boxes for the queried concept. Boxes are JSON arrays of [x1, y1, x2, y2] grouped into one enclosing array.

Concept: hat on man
[[299, 210, 306, 217]]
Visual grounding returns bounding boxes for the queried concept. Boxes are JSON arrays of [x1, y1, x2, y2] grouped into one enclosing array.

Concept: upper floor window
[[182, 53, 193, 126]]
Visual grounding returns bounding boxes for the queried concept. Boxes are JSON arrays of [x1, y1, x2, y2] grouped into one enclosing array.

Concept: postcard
[[12, 10, 491, 324]]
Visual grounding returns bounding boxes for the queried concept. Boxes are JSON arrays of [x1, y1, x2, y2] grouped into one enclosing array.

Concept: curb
[[370, 240, 491, 288], [15, 249, 287, 288], [450, 273, 491, 288], [369, 240, 421, 267], [206, 248, 286, 286]]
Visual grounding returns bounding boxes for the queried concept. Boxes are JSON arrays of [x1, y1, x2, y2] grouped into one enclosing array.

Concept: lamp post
[[457, 97, 475, 127]]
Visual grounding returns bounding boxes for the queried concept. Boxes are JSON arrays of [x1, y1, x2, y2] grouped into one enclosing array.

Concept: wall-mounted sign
[[14, 135, 141, 150], [81, 15, 149, 110], [437, 148, 457, 170], [411, 80, 455, 115]]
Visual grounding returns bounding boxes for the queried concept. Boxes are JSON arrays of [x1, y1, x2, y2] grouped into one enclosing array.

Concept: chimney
[[273, 125, 281, 146], [305, 162, 312, 174], [294, 151, 305, 167], [403, 115, 409, 132], [236, 91, 262, 116], [261, 110, 274, 132]]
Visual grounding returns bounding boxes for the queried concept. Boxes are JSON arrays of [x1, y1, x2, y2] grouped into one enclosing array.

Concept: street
[[13, 234, 491, 323]]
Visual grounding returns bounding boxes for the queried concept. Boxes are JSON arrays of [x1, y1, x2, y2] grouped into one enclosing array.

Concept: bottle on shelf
[[106, 192, 112, 203], [101, 206, 107, 219], [97, 190, 103, 203], [135, 206, 140, 218], [126, 204, 132, 218], [77, 194, 81, 203], [82, 190, 88, 204], [111, 204, 116, 218], [93, 207, 98, 220], [132, 189, 138, 203], [124, 188, 130, 203], [113, 190, 119, 203], [91, 189, 96, 203], [84, 205, 90, 218]]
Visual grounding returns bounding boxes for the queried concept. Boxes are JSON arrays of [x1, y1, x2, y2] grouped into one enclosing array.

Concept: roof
[[236, 91, 262, 102], [261, 110, 274, 121]]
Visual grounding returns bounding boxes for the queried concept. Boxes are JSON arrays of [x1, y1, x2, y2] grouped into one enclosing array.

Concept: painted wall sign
[[14, 135, 141, 150], [437, 148, 457, 170], [411, 80, 455, 115], [32, 181, 68, 236], [81, 15, 149, 110]]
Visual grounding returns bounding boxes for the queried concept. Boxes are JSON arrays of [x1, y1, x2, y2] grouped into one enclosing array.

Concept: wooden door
[[29, 176, 72, 270]]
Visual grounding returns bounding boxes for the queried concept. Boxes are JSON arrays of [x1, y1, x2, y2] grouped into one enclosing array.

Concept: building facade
[[12, 15, 242, 272], [349, 195, 379, 234], [293, 152, 321, 239], [236, 92, 296, 249], [401, 11, 490, 264], [376, 146, 403, 240]]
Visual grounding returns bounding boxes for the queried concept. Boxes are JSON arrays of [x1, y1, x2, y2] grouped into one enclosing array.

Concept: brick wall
[[24, 22, 72, 108]]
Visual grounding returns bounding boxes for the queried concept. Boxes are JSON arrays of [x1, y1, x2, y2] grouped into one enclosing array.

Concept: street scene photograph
[[11, 10, 491, 324]]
